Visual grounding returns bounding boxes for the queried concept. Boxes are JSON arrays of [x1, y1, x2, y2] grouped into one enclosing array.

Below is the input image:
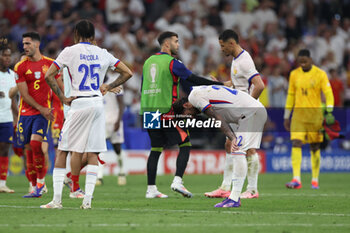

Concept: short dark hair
[[172, 97, 188, 116], [219, 29, 239, 43], [297, 49, 311, 57], [157, 31, 178, 46], [74, 19, 95, 40], [22, 32, 41, 42], [0, 38, 10, 53]]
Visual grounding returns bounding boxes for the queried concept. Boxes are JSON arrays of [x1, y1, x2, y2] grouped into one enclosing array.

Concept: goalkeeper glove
[[325, 112, 335, 125]]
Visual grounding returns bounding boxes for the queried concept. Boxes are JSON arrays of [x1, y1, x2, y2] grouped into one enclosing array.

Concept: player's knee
[[246, 148, 256, 156], [292, 140, 302, 147], [310, 143, 320, 152], [29, 140, 43, 155]]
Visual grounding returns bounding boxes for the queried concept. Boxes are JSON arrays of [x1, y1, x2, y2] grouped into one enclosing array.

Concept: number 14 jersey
[[53, 42, 120, 97]]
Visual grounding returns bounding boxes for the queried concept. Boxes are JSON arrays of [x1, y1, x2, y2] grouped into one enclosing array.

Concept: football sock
[[0, 180, 5, 186], [0, 156, 9, 182], [220, 153, 233, 191], [175, 145, 190, 177], [291, 147, 302, 182], [172, 176, 182, 184], [97, 162, 104, 180], [71, 175, 80, 192], [246, 153, 259, 192], [229, 155, 247, 202], [147, 185, 157, 192], [26, 149, 37, 186], [84, 165, 98, 205], [30, 140, 45, 179], [147, 150, 162, 185], [52, 168, 65, 203], [311, 149, 320, 181]]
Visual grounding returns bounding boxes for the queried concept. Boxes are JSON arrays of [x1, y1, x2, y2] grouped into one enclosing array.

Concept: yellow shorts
[[290, 120, 323, 144]]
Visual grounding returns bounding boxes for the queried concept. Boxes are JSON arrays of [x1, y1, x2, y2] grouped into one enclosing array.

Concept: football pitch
[[0, 173, 349, 233]]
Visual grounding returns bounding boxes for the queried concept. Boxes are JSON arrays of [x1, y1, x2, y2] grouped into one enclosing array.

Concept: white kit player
[[40, 20, 132, 209], [205, 29, 265, 199], [97, 72, 126, 186], [172, 85, 267, 207]]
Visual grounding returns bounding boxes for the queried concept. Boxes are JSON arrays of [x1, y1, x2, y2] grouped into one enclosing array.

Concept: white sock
[[173, 176, 182, 184], [37, 178, 45, 184], [293, 176, 301, 182], [117, 152, 125, 175], [97, 162, 104, 180], [83, 165, 98, 205], [0, 180, 5, 186], [312, 178, 318, 182], [147, 185, 157, 192], [229, 155, 247, 202], [220, 153, 233, 191], [246, 153, 259, 192], [52, 168, 66, 203]]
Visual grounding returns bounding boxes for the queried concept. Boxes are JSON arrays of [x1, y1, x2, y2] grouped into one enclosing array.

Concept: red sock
[[66, 172, 72, 179], [71, 175, 80, 192], [30, 140, 45, 179], [0, 157, 9, 181], [26, 150, 37, 186]]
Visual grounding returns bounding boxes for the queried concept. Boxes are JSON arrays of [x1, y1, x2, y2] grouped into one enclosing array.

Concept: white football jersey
[[0, 69, 16, 123], [230, 50, 259, 94], [54, 42, 120, 97], [103, 71, 123, 124], [188, 85, 264, 123]]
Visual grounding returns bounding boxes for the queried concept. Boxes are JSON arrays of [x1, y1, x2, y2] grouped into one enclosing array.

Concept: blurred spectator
[[329, 69, 344, 107], [268, 66, 288, 108]]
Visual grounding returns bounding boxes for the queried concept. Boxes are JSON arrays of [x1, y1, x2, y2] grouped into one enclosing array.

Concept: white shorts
[[58, 97, 107, 153], [230, 107, 267, 155], [105, 121, 124, 144]]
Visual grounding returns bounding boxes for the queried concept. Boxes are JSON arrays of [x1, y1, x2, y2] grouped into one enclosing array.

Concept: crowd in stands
[[1, 0, 350, 138]]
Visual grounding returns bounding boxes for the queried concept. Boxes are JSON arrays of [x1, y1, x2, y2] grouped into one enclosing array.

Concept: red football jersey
[[14, 56, 58, 116]]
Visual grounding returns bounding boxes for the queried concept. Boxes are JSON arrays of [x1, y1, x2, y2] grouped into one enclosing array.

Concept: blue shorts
[[0, 122, 13, 143], [16, 114, 49, 146]]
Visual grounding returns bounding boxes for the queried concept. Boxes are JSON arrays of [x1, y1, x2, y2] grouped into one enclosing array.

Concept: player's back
[[54, 42, 120, 98], [189, 85, 263, 122]]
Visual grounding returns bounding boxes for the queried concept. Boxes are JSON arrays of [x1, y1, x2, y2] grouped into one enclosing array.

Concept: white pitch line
[[0, 223, 349, 228], [192, 193, 350, 197], [0, 205, 349, 217]]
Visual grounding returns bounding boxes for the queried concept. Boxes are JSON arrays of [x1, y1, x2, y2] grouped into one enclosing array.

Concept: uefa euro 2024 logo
[[143, 110, 161, 129]]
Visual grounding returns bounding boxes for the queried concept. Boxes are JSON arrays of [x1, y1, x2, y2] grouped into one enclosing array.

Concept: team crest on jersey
[[34, 71, 41, 79], [25, 69, 32, 75], [233, 68, 237, 75], [42, 65, 49, 74]]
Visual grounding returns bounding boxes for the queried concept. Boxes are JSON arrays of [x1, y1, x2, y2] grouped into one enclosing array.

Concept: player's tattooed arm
[[109, 62, 133, 89], [45, 64, 75, 106]]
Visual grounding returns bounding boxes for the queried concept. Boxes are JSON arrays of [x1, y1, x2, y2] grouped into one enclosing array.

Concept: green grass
[[0, 173, 350, 233]]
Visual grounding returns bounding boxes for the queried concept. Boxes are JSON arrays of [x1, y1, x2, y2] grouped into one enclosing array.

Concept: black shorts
[[147, 126, 190, 148]]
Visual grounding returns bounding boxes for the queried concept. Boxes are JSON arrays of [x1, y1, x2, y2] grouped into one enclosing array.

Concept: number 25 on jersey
[[78, 64, 101, 91]]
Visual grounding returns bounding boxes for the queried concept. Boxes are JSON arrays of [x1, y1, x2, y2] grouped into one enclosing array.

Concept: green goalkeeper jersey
[[140, 53, 181, 115]]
